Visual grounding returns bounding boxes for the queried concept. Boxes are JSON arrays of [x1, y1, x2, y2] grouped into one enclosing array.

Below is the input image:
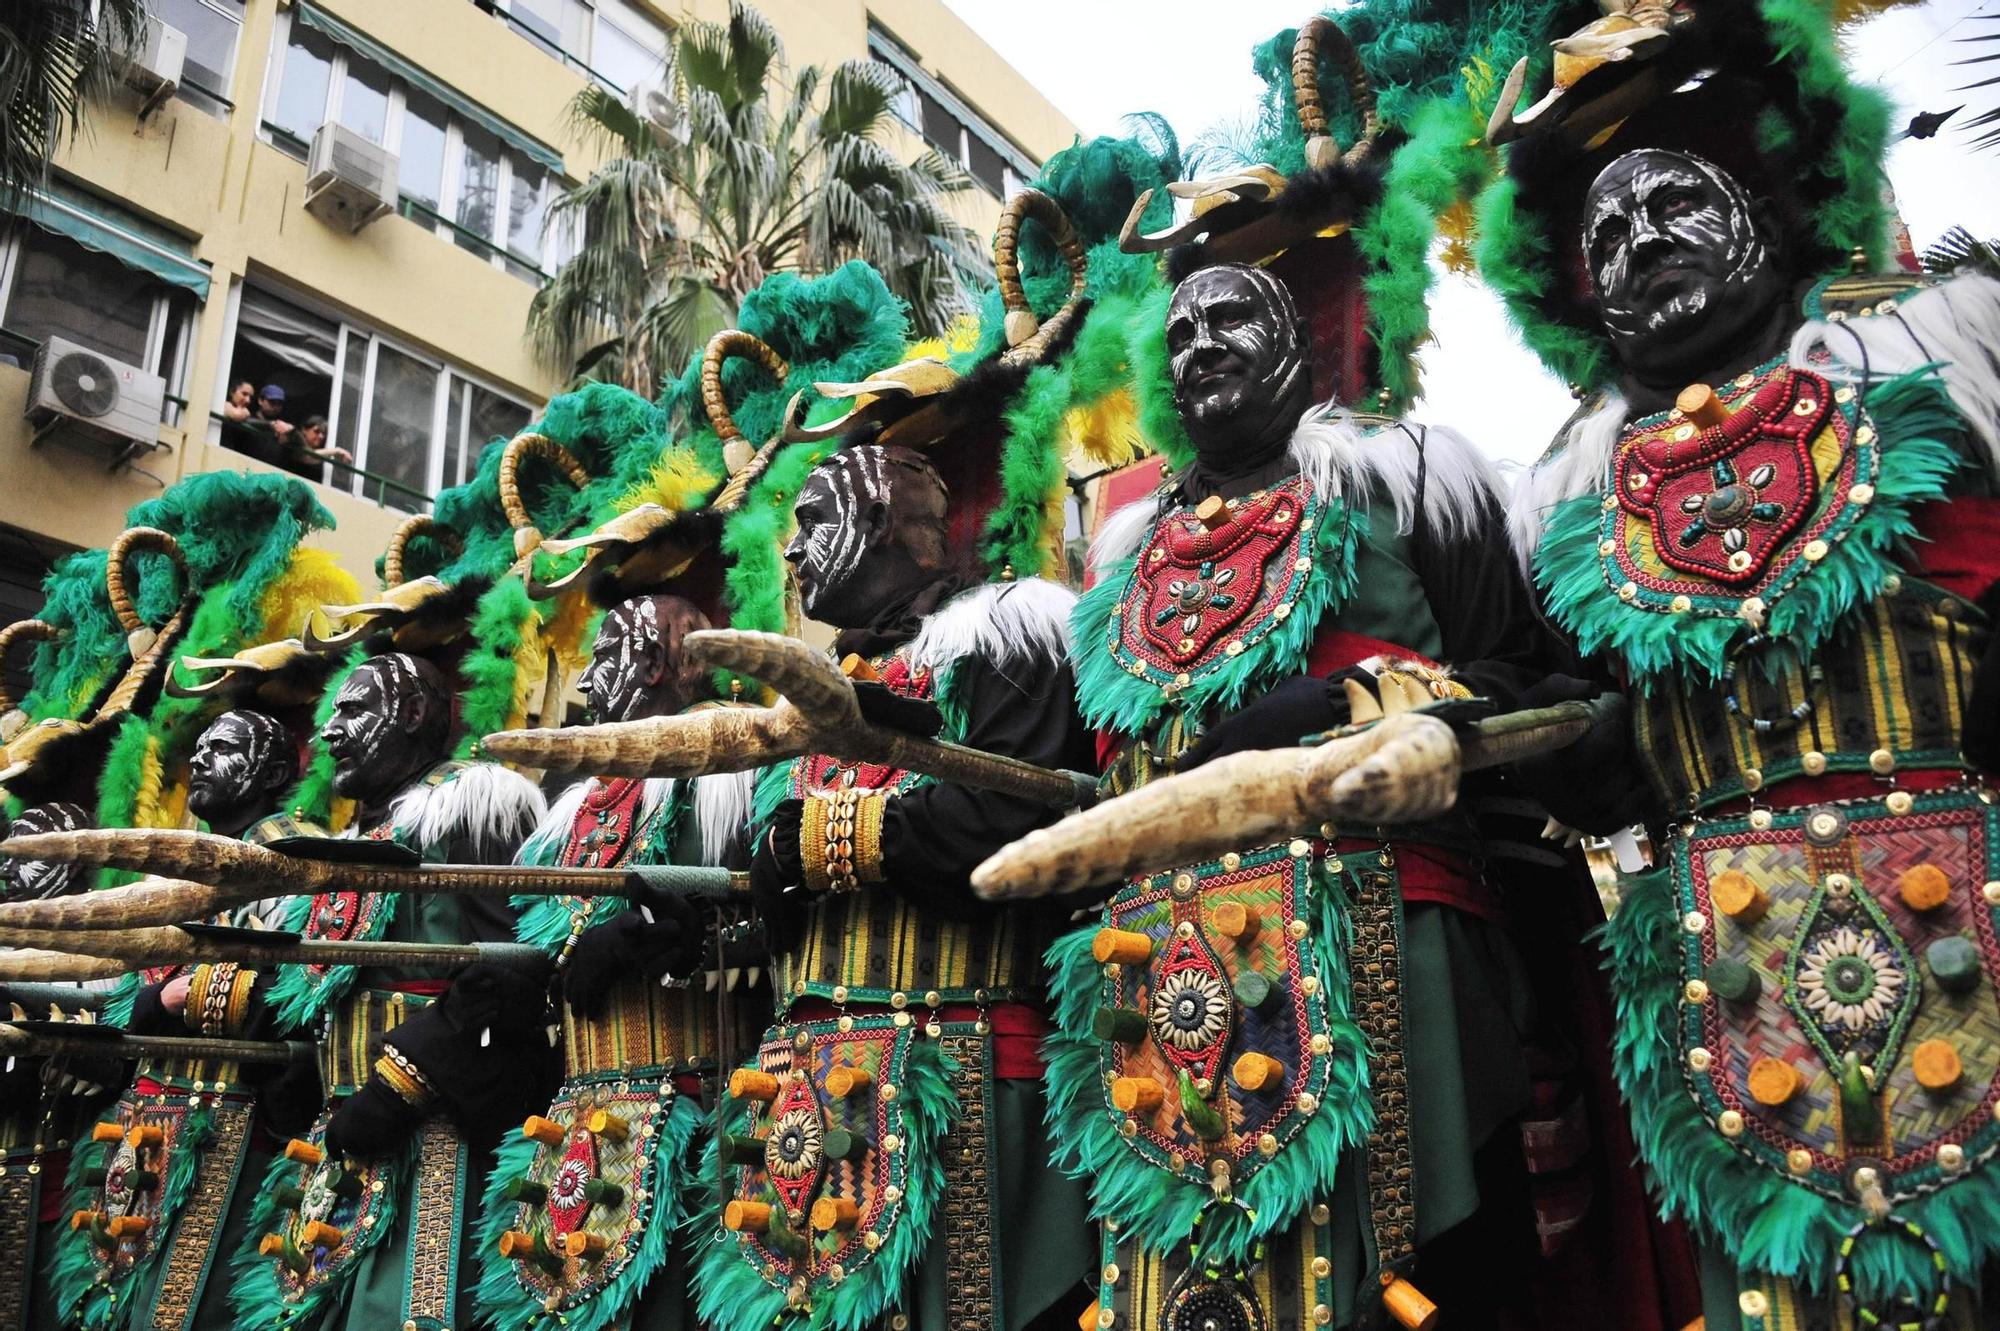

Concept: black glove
[[125, 980, 174, 1036], [852, 681, 944, 737], [1180, 673, 1360, 771], [749, 801, 807, 955], [368, 959, 560, 1147], [1507, 675, 1648, 835], [323, 1075, 425, 1161], [1966, 606, 2000, 773], [565, 886, 702, 1019]]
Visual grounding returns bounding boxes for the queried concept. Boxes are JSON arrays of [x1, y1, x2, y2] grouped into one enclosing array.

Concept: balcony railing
[[210, 414, 433, 511]]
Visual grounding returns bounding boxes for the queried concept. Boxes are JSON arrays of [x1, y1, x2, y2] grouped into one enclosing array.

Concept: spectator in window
[[221, 380, 255, 424], [253, 384, 295, 441], [294, 415, 352, 466]]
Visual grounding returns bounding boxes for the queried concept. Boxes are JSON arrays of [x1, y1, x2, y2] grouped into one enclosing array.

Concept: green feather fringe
[[227, 1124, 418, 1331], [474, 1092, 704, 1331], [1040, 861, 1371, 1264], [1601, 867, 2000, 1304], [690, 1038, 959, 1331], [51, 1098, 216, 1331], [1534, 367, 1967, 687], [263, 884, 394, 1032], [1070, 500, 1359, 735]]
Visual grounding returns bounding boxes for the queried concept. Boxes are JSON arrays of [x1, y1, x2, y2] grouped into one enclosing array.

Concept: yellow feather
[[256, 551, 362, 644], [1063, 386, 1147, 467], [615, 447, 720, 515]]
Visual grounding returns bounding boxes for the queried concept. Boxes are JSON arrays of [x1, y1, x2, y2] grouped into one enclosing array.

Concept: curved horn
[[996, 190, 1092, 367], [162, 653, 246, 699], [1293, 15, 1384, 171], [0, 877, 233, 931], [106, 528, 190, 636], [0, 949, 128, 982], [0, 620, 59, 715], [500, 433, 592, 558], [682, 631, 861, 730], [0, 828, 328, 895], [1485, 55, 1533, 146], [384, 514, 461, 588], [702, 330, 790, 478], [970, 713, 1459, 901], [995, 187, 1089, 349], [482, 703, 809, 779]]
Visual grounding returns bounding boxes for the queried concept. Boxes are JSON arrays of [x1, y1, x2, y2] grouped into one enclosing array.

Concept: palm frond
[[0, 0, 146, 207], [1921, 225, 2000, 277]]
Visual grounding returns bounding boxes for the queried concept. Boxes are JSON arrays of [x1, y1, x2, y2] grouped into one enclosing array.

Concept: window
[[260, 12, 574, 282], [866, 22, 1038, 199], [223, 282, 536, 511], [0, 228, 194, 420], [482, 0, 668, 94], [152, 0, 245, 114]]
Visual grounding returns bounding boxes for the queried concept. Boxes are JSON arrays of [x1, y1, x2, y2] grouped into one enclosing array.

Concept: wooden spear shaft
[[0, 928, 549, 970], [0, 1023, 306, 1066]]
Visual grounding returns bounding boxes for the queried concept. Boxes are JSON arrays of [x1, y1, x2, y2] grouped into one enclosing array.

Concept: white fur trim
[[1790, 273, 2000, 484], [515, 776, 678, 865], [690, 769, 754, 867], [1088, 408, 1502, 580], [1507, 392, 1631, 573], [907, 577, 1076, 677], [390, 761, 547, 860]]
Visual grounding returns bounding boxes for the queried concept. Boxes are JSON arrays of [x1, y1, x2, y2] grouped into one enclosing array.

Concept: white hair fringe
[[908, 577, 1076, 678], [516, 771, 753, 867], [1090, 406, 1504, 573], [391, 761, 547, 859], [1505, 274, 2000, 572]]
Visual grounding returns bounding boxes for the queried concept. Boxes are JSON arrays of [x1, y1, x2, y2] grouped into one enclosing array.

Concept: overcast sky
[[944, 0, 2000, 471]]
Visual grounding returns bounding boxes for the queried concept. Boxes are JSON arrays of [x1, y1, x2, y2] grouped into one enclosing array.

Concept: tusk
[[482, 704, 811, 779], [1486, 56, 1532, 146], [1343, 677, 1383, 724]]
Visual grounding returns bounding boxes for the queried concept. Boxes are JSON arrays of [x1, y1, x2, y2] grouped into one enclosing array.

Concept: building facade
[[0, 0, 1075, 650]]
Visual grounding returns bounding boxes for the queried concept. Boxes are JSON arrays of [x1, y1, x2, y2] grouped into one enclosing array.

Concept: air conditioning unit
[[25, 336, 168, 460], [121, 17, 187, 116], [630, 81, 688, 148], [304, 122, 398, 233]]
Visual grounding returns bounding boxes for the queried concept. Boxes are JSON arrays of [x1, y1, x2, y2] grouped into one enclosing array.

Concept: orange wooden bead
[[563, 1230, 609, 1259], [70, 1209, 103, 1232], [825, 1066, 872, 1098], [1110, 1076, 1166, 1113], [1382, 1276, 1440, 1331], [1898, 864, 1951, 913], [810, 1197, 860, 1231], [1747, 1057, 1802, 1107], [521, 1115, 566, 1146], [282, 1138, 323, 1166], [1232, 1052, 1286, 1093], [1196, 495, 1233, 531], [723, 1200, 772, 1233], [1078, 1301, 1104, 1331], [257, 1233, 286, 1257], [90, 1122, 124, 1143], [300, 1220, 344, 1250], [125, 1125, 163, 1150], [729, 1069, 781, 1102], [1712, 870, 1769, 925], [1092, 928, 1153, 966], [584, 1109, 630, 1142], [1213, 902, 1261, 943], [1913, 1039, 1963, 1091], [496, 1230, 536, 1258], [1677, 383, 1730, 430]]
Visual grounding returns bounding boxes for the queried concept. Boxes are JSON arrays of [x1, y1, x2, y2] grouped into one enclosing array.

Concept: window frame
[[150, 0, 246, 115], [223, 276, 536, 510], [865, 21, 1039, 199], [257, 9, 574, 282], [481, 0, 670, 95], [0, 225, 195, 425]]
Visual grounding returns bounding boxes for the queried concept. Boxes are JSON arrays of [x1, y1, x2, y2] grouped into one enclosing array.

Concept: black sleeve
[[1407, 484, 1574, 709], [877, 652, 1093, 902]]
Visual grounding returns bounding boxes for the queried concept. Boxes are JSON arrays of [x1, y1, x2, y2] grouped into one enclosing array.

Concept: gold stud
[[1886, 791, 1914, 815], [1273, 603, 1291, 621], [1740, 1290, 1769, 1317], [1599, 539, 1616, 556], [1801, 751, 1826, 776], [1787, 1148, 1812, 1175], [1288, 919, 1309, 940], [1618, 581, 1638, 601], [1718, 1110, 1744, 1137], [831, 986, 849, 1004], [1672, 425, 1695, 443], [1826, 873, 1853, 898], [1311, 1204, 1331, 1225], [1849, 483, 1874, 505], [1742, 768, 1763, 792], [1869, 749, 1895, 775], [1289, 839, 1311, 857], [1939, 1144, 1966, 1173], [1670, 595, 1691, 613], [1314, 1305, 1333, 1325], [1835, 386, 1856, 404], [1301, 976, 1319, 996], [1750, 809, 1774, 831], [1983, 881, 2000, 906], [924, 990, 942, 1007], [1224, 641, 1245, 657], [1293, 558, 1311, 573], [1683, 911, 1708, 934], [1297, 1093, 1320, 1114], [1311, 1256, 1331, 1278], [1687, 1047, 1713, 1073], [889, 992, 908, 1009], [1220, 854, 1240, 871], [1310, 1033, 1331, 1054], [1684, 980, 1710, 1004]]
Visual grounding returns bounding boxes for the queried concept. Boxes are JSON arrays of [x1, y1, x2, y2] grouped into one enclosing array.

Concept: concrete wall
[[8, 0, 1075, 586]]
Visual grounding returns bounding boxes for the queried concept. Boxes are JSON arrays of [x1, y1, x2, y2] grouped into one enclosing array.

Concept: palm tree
[[0, 0, 147, 205], [529, 1, 986, 391]]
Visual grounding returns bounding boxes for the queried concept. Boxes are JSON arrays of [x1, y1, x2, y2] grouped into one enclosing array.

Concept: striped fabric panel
[[560, 977, 713, 1079], [320, 988, 431, 1097], [1107, 1211, 1337, 1330], [1637, 580, 1987, 810], [775, 891, 1043, 1006]]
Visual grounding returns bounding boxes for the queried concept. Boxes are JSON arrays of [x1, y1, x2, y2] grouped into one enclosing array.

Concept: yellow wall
[[5, 0, 1074, 585]]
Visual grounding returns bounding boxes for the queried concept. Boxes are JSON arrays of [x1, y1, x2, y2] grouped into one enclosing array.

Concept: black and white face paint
[[319, 654, 446, 802], [1166, 265, 1311, 464], [1583, 150, 1785, 378], [785, 449, 892, 620], [578, 598, 659, 724], [188, 709, 294, 827], [0, 801, 89, 901]]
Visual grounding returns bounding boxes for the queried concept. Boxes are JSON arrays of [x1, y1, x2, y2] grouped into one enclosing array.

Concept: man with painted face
[[728, 440, 1095, 1331], [473, 591, 754, 1331], [0, 800, 89, 902], [1500, 134, 2000, 1325], [224, 648, 549, 1331], [1053, 260, 1566, 1330]]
